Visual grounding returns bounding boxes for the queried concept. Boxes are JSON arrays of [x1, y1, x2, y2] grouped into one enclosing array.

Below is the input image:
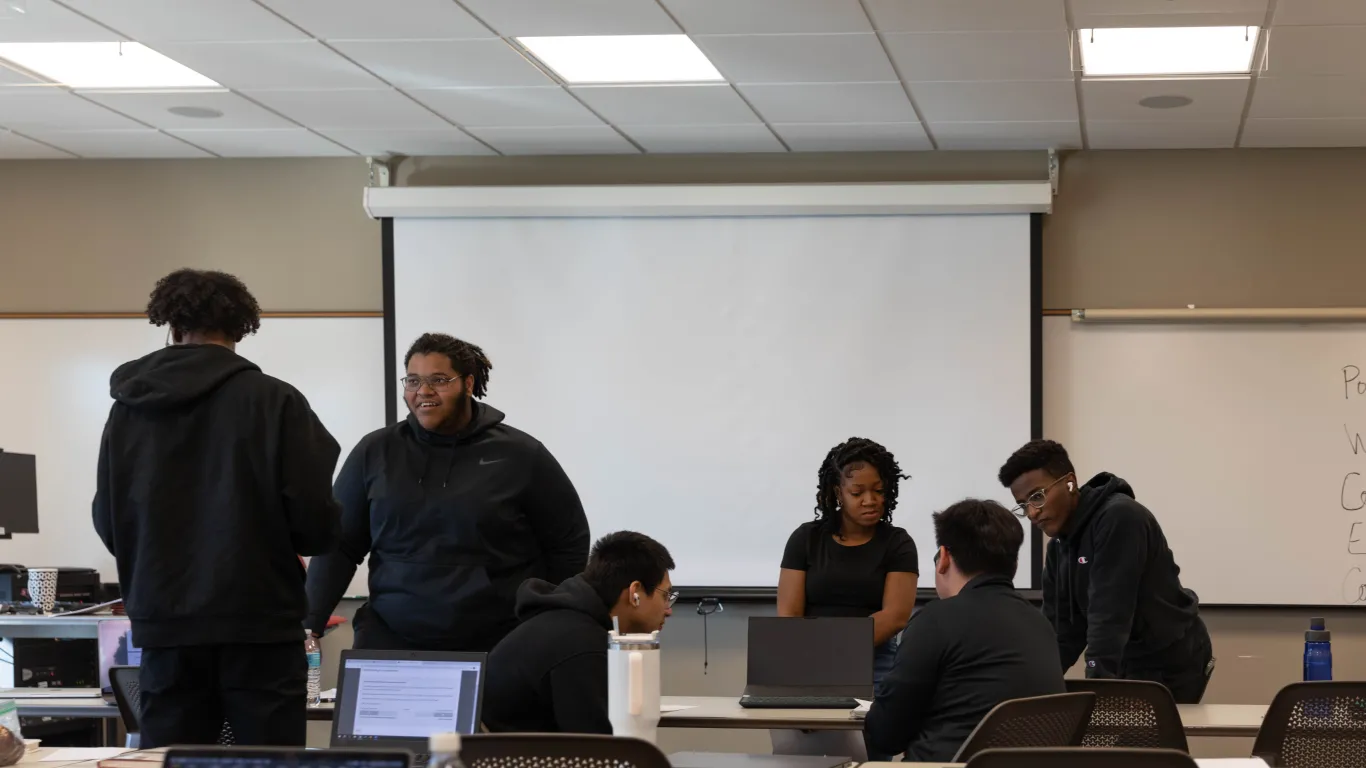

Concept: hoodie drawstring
[[417, 451, 433, 487], [442, 452, 457, 488]]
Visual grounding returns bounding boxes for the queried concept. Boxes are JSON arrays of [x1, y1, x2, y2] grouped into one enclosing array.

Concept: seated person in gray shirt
[[864, 499, 1065, 763]]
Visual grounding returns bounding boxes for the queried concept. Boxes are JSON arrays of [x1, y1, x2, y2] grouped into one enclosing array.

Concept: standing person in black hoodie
[[92, 269, 342, 747], [482, 531, 675, 734], [305, 333, 590, 652], [998, 440, 1213, 702]]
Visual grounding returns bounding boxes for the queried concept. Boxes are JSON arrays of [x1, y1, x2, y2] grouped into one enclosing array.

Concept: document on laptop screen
[[346, 659, 476, 738]]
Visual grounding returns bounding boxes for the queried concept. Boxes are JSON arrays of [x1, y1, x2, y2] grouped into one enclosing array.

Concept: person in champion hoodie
[[92, 269, 343, 748], [998, 440, 1213, 703], [483, 531, 675, 734], [305, 332, 590, 652]]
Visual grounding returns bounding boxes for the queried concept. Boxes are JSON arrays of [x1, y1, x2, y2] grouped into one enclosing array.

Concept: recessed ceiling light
[[168, 105, 223, 119], [1079, 26, 1260, 78], [0, 42, 219, 89], [516, 35, 723, 85]]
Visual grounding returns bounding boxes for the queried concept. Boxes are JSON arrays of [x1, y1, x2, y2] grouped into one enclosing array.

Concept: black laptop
[[739, 617, 873, 709], [166, 747, 411, 768], [331, 649, 486, 765]]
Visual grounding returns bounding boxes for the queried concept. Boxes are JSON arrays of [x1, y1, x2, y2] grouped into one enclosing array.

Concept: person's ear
[[936, 547, 951, 576], [629, 580, 643, 607]]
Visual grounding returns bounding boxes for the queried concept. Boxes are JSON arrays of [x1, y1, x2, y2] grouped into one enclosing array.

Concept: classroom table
[[11, 697, 335, 722]]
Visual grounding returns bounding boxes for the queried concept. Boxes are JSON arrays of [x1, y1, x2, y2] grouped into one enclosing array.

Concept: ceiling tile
[[318, 128, 495, 155], [22, 128, 213, 157], [167, 128, 354, 156], [0, 89, 143, 129], [1086, 119, 1239, 149], [1242, 117, 1366, 146], [151, 41, 386, 89], [1266, 25, 1366, 77], [81, 90, 295, 130], [243, 88, 449, 129], [662, 0, 872, 34], [330, 40, 553, 88], [739, 82, 916, 123], [1274, 0, 1366, 26], [622, 123, 785, 153], [408, 87, 601, 127], [572, 84, 758, 125], [458, 0, 679, 36], [256, 0, 494, 40], [1250, 75, 1366, 117], [884, 31, 1072, 82], [0, 128, 74, 158], [0, 0, 119, 42], [865, 0, 1067, 32], [772, 122, 932, 151], [60, 0, 307, 42], [1082, 77, 1250, 121], [931, 120, 1082, 150], [464, 125, 638, 154], [0, 66, 44, 85], [1070, 0, 1268, 27], [695, 33, 897, 84], [911, 80, 1077, 122]]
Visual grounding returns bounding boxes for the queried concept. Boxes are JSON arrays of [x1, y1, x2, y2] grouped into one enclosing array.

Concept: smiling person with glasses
[[484, 531, 675, 734], [998, 440, 1211, 703], [305, 333, 589, 653]]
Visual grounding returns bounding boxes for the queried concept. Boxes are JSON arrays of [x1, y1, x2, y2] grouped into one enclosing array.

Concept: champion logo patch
[[1077, 556, 1089, 564], [1087, 660, 1096, 668]]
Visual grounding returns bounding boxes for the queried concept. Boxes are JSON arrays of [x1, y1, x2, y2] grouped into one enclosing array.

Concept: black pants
[[139, 642, 306, 748], [1121, 618, 1215, 704], [353, 604, 500, 652]]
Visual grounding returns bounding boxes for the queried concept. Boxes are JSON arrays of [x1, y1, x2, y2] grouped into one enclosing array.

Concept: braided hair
[[146, 268, 261, 343], [814, 437, 909, 536], [404, 333, 493, 398]]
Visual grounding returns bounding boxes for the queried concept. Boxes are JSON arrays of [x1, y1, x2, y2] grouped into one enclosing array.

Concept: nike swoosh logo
[[479, 458, 505, 466]]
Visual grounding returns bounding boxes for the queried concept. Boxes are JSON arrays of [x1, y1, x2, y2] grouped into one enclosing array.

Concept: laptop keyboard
[[739, 695, 859, 709]]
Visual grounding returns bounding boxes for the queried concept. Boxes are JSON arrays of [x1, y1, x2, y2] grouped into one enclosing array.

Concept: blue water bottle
[[1304, 617, 1332, 681]]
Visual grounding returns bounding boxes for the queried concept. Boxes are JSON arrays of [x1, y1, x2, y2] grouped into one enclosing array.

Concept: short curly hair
[[814, 437, 909, 534], [404, 333, 493, 399], [146, 269, 262, 343], [997, 439, 1075, 488]]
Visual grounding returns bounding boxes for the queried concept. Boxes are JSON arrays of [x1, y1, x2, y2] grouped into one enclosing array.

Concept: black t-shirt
[[781, 521, 919, 617]]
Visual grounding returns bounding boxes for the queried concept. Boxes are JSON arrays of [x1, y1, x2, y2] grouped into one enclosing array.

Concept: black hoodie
[[1044, 472, 1201, 679], [304, 405, 590, 651], [93, 344, 342, 648], [482, 575, 613, 735]]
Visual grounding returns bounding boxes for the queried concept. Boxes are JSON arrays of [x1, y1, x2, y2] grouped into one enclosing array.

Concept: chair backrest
[[1252, 681, 1366, 768], [107, 665, 142, 735], [953, 692, 1096, 762], [459, 734, 671, 768], [1066, 678, 1190, 751], [965, 747, 1198, 768]]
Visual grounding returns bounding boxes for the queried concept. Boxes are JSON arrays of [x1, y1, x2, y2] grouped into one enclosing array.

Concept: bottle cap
[[1311, 617, 1325, 631], [429, 733, 461, 753]]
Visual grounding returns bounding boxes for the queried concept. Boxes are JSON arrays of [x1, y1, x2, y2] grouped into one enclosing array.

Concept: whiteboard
[[394, 214, 1036, 588], [1044, 315, 1366, 606], [0, 318, 384, 597]]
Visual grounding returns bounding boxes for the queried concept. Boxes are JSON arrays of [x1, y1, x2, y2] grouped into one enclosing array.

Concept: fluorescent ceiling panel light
[[1079, 26, 1259, 77], [0, 42, 220, 89], [517, 35, 724, 84]]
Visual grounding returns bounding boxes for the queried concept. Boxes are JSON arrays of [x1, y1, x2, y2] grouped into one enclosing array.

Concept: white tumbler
[[607, 630, 661, 743]]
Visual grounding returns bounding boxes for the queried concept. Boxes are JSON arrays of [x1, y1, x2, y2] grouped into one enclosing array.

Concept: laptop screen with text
[[333, 654, 483, 746]]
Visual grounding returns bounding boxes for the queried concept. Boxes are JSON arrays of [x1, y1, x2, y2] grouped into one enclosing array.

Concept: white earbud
[[632, 593, 640, 606], [1067, 482, 1075, 492]]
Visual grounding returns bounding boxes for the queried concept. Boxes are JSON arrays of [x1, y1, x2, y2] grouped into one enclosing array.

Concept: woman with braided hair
[[778, 437, 919, 690]]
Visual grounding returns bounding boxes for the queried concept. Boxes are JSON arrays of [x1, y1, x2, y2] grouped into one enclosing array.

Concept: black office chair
[[953, 692, 1096, 763], [108, 665, 235, 748], [1252, 681, 1366, 768], [459, 734, 671, 768], [965, 747, 1197, 768], [1066, 679, 1190, 751]]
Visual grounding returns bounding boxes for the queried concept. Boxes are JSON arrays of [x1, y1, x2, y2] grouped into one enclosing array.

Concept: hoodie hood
[[110, 344, 258, 410], [1060, 472, 1135, 541], [513, 574, 612, 629]]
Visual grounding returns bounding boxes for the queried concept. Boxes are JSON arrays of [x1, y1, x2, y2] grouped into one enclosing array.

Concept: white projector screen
[[394, 213, 1035, 588]]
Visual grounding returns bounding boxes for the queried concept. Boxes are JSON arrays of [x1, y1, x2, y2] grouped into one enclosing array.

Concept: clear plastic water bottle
[[1304, 617, 1332, 681], [428, 733, 465, 768], [305, 632, 322, 704]]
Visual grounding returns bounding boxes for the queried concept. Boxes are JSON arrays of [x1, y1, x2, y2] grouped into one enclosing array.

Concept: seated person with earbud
[[483, 531, 676, 734]]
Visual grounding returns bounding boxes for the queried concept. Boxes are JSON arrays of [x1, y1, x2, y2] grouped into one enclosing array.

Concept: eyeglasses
[[1011, 474, 1073, 518], [657, 587, 679, 607], [400, 375, 462, 392], [934, 548, 943, 566]]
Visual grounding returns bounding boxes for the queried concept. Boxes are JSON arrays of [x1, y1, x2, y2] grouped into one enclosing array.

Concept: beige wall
[[7, 148, 1366, 756], [0, 158, 380, 313]]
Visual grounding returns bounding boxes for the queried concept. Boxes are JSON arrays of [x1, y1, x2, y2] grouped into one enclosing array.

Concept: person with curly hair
[[304, 332, 589, 653], [998, 439, 1211, 703], [777, 438, 919, 693], [93, 268, 342, 747]]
